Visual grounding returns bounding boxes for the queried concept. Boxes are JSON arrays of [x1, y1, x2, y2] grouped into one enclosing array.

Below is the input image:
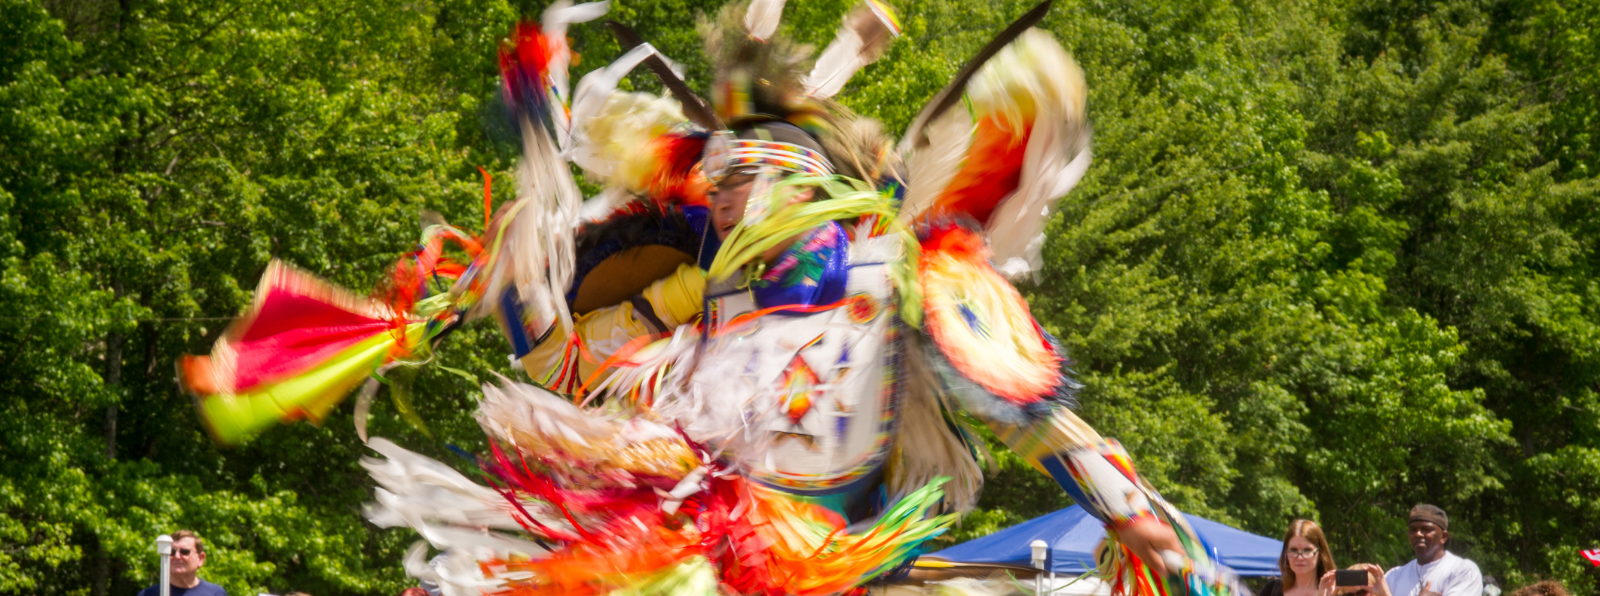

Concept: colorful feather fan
[[920, 224, 1056, 400], [182, 1, 609, 445], [181, 218, 495, 445]]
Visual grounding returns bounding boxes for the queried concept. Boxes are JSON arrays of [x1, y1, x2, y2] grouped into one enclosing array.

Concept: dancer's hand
[[1116, 517, 1183, 578]]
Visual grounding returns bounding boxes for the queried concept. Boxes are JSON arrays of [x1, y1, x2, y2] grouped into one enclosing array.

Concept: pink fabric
[[229, 289, 392, 392]]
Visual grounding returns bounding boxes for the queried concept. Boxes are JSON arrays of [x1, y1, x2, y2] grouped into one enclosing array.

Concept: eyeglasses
[[176, 548, 196, 556], [1287, 548, 1319, 559]]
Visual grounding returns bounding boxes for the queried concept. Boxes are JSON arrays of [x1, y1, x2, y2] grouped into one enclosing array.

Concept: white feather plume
[[918, 28, 1090, 279], [538, 0, 612, 147], [968, 30, 1089, 280], [743, 0, 787, 41], [804, 1, 901, 100], [568, 44, 688, 183], [966, 29, 1086, 141], [989, 131, 1090, 280]]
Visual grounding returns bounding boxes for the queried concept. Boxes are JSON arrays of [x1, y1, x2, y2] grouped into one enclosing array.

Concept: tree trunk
[[105, 279, 124, 461], [91, 539, 109, 596]]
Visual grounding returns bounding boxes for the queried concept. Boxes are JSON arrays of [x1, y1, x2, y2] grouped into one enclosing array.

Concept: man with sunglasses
[[137, 530, 227, 596]]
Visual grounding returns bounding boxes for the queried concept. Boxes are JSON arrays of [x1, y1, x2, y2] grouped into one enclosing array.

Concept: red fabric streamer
[[179, 264, 397, 396]]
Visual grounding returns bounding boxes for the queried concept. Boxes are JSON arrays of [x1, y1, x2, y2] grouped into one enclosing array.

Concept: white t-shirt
[[1386, 551, 1483, 596]]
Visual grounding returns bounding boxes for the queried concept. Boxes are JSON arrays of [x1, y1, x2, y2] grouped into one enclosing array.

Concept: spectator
[[137, 530, 227, 596], [1384, 504, 1483, 596], [1508, 581, 1569, 596], [1260, 519, 1339, 596]]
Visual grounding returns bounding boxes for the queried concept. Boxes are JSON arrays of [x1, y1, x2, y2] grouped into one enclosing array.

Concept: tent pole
[[1031, 540, 1048, 595]]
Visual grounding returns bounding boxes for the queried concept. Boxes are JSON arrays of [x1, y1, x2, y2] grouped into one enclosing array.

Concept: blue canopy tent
[[924, 505, 1283, 577]]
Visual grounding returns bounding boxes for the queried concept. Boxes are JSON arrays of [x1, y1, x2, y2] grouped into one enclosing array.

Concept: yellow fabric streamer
[[199, 323, 427, 445]]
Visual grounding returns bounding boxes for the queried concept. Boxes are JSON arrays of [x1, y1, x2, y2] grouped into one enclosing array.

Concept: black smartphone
[[1335, 569, 1370, 587]]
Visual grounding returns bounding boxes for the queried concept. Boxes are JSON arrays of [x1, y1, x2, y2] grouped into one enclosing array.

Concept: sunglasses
[[175, 548, 197, 556]]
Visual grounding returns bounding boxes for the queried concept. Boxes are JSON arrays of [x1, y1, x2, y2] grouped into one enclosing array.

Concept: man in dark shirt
[[136, 530, 227, 596]]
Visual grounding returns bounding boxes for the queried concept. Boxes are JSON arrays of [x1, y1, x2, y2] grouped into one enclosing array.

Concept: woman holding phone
[[1260, 519, 1339, 596], [1319, 564, 1395, 596]]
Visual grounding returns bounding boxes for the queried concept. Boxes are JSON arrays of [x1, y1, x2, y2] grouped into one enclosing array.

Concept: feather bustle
[[898, 107, 973, 223]]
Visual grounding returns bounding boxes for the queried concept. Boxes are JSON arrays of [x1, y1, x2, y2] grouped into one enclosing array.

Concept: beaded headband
[[701, 134, 834, 185]]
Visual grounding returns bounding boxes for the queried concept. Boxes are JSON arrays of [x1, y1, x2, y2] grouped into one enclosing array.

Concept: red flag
[[1581, 549, 1600, 567]]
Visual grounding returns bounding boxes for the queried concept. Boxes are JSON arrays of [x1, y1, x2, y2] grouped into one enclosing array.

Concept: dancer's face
[[710, 172, 817, 240], [711, 172, 757, 240]]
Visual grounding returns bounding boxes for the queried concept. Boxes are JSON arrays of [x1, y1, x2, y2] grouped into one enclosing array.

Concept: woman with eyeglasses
[[1259, 519, 1338, 596]]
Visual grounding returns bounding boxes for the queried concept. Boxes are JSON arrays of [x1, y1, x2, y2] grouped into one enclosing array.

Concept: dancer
[[180, 2, 1240, 595]]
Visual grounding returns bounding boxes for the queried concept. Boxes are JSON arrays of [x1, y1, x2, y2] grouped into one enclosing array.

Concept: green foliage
[[1, 0, 1597, 594]]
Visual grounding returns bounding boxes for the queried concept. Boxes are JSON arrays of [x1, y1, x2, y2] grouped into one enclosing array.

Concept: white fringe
[[362, 437, 559, 596], [890, 335, 987, 514], [478, 380, 619, 448], [473, 118, 582, 335]]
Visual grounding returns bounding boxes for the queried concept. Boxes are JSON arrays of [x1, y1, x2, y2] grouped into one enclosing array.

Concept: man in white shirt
[[1385, 504, 1483, 596]]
